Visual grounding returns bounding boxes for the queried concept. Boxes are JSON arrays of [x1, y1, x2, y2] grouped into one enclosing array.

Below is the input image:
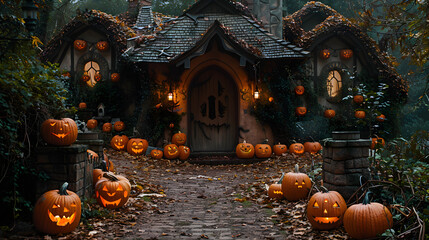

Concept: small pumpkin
[[78, 102, 87, 109], [81, 73, 90, 82], [126, 138, 148, 156], [340, 49, 353, 59], [324, 109, 335, 119], [41, 118, 78, 146], [93, 169, 104, 187], [268, 173, 284, 199], [102, 122, 112, 133], [86, 119, 98, 130], [111, 73, 120, 82], [113, 121, 125, 132], [355, 110, 366, 119], [370, 137, 385, 149], [353, 95, 364, 104], [255, 143, 272, 158], [376, 114, 386, 122], [164, 143, 180, 160], [95, 173, 131, 209], [304, 142, 322, 154], [343, 192, 393, 239], [110, 135, 129, 151], [281, 164, 311, 201], [294, 86, 305, 96], [307, 189, 347, 230], [73, 39, 87, 51], [96, 41, 109, 51], [320, 49, 330, 59], [94, 73, 102, 82], [236, 140, 255, 159], [33, 182, 81, 235], [273, 143, 287, 156], [150, 149, 163, 159], [295, 107, 307, 117], [289, 143, 305, 155], [178, 145, 191, 160], [169, 123, 174, 128], [172, 131, 187, 146]]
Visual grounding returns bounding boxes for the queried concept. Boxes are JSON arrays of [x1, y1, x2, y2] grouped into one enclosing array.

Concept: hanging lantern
[[168, 92, 173, 101], [340, 49, 353, 59], [73, 40, 87, 51], [253, 85, 260, 100], [111, 73, 120, 82], [320, 49, 331, 59], [96, 41, 109, 51]]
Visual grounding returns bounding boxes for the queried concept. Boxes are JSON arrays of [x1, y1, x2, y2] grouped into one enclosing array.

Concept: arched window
[[326, 70, 342, 97], [84, 61, 100, 87]]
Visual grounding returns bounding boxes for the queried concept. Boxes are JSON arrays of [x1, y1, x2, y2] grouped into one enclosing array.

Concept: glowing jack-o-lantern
[[81, 73, 90, 82], [95, 173, 131, 209], [340, 49, 353, 59], [307, 190, 347, 230], [320, 49, 331, 59], [355, 110, 366, 119], [111, 73, 120, 82], [289, 143, 305, 155], [96, 41, 109, 51], [126, 138, 148, 156], [295, 107, 307, 116], [324, 109, 336, 119], [304, 142, 322, 154], [255, 143, 272, 158], [273, 143, 287, 156], [150, 149, 163, 159], [102, 122, 112, 133], [281, 164, 311, 201], [178, 145, 191, 160], [94, 73, 102, 82], [268, 173, 284, 199], [110, 135, 129, 151], [86, 119, 98, 130], [172, 131, 187, 146], [164, 143, 179, 159], [41, 118, 78, 146], [236, 140, 255, 159], [73, 40, 87, 51], [113, 121, 125, 132], [33, 182, 81, 235], [294, 86, 305, 95]]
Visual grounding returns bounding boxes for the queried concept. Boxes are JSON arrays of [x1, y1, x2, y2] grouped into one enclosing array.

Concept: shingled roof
[[283, 1, 408, 101], [124, 0, 308, 65]]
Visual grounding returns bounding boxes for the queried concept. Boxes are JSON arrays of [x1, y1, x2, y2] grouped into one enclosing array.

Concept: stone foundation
[[323, 131, 371, 200]]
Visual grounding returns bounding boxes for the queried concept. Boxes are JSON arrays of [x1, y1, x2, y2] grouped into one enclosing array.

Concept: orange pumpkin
[[295, 107, 307, 116], [73, 39, 87, 51], [324, 109, 335, 119], [33, 182, 81, 234], [41, 118, 78, 146], [81, 73, 90, 82], [110, 135, 129, 151], [268, 173, 285, 199], [304, 142, 322, 154], [164, 144, 179, 159], [150, 149, 163, 159], [281, 164, 311, 201], [78, 102, 87, 109], [93, 169, 105, 187], [114, 121, 125, 131], [236, 140, 255, 159], [273, 143, 287, 156], [96, 41, 109, 51], [353, 95, 364, 104], [289, 143, 305, 155], [355, 110, 366, 119], [86, 119, 98, 130], [255, 144, 272, 158], [95, 173, 131, 209], [340, 49, 353, 59], [307, 190, 347, 230], [110, 73, 120, 82], [94, 73, 102, 82], [370, 137, 385, 149], [102, 122, 112, 133], [178, 145, 191, 160], [169, 123, 174, 128], [126, 138, 148, 156], [172, 131, 187, 146], [376, 114, 386, 122], [294, 86, 305, 96], [320, 49, 330, 59]]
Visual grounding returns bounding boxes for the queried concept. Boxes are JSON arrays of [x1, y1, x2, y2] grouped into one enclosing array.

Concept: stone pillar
[[35, 144, 93, 199], [250, 0, 283, 38], [323, 131, 371, 200]]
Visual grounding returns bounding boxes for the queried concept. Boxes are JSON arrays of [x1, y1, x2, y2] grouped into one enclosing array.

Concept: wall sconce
[[21, 0, 38, 33], [253, 85, 260, 100], [167, 92, 173, 101]]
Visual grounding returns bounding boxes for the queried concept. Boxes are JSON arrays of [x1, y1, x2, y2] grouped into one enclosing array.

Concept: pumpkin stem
[[277, 173, 285, 184], [243, 140, 247, 143], [103, 172, 119, 181], [362, 191, 372, 205], [59, 182, 69, 195], [294, 164, 300, 173]]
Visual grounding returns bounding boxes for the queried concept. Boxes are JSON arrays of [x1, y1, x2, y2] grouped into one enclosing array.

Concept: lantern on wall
[[253, 85, 260, 100], [320, 49, 331, 59], [96, 41, 109, 51], [340, 49, 353, 60], [167, 92, 173, 101], [111, 73, 120, 82], [73, 40, 87, 51]]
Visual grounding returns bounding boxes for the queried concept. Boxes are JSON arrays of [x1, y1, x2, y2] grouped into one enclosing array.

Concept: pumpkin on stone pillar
[[41, 118, 78, 146]]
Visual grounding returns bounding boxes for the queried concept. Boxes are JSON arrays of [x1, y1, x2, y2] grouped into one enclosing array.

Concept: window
[[326, 70, 342, 97], [84, 61, 100, 87]]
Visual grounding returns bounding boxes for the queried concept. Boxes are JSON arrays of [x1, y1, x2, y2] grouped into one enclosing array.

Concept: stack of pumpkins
[[267, 165, 394, 239], [235, 141, 322, 159]]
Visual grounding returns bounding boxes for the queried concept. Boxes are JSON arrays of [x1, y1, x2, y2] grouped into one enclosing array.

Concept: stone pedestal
[[323, 131, 371, 200], [36, 144, 93, 199]]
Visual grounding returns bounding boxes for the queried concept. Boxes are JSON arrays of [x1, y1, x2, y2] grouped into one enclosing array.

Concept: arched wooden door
[[188, 67, 238, 152]]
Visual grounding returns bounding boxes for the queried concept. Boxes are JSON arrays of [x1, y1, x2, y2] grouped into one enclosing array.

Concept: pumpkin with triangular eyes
[[273, 143, 287, 156], [114, 121, 125, 132], [178, 145, 191, 160], [255, 143, 272, 158], [73, 39, 87, 51], [95, 173, 131, 209], [150, 149, 163, 159], [281, 164, 311, 201], [33, 182, 81, 234], [172, 131, 187, 146], [295, 86, 305, 95], [102, 122, 112, 133], [126, 138, 148, 156], [96, 41, 109, 51], [307, 190, 347, 230], [164, 144, 179, 159], [110, 135, 129, 151], [289, 143, 305, 155], [41, 118, 78, 146], [236, 140, 255, 159]]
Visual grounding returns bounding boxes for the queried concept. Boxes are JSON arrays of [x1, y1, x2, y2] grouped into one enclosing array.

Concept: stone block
[[323, 158, 331, 164], [323, 171, 347, 185], [332, 147, 369, 160], [323, 183, 359, 200], [323, 147, 333, 159], [345, 168, 363, 174], [345, 159, 354, 169], [332, 131, 360, 140], [346, 173, 363, 186], [323, 160, 345, 174]]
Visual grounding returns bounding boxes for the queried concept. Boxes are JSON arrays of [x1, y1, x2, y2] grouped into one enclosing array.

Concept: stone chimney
[[242, 0, 283, 38], [128, 0, 151, 19]]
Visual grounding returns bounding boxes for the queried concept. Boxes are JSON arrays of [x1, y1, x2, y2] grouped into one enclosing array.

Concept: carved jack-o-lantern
[[150, 149, 163, 159], [73, 40, 87, 51], [178, 145, 191, 160], [102, 122, 112, 133], [281, 164, 311, 201], [81, 73, 90, 82], [126, 138, 148, 156], [295, 86, 305, 96], [41, 118, 78, 146], [320, 49, 331, 59], [340, 49, 353, 59], [236, 140, 255, 159], [353, 95, 364, 104], [86, 119, 98, 130], [255, 144, 272, 158], [111, 73, 120, 82], [114, 121, 125, 132], [110, 135, 129, 151], [33, 182, 81, 235], [324, 109, 336, 119], [95, 173, 131, 209], [78, 102, 87, 109], [289, 143, 305, 155], [295, 107, 307, 116], [164, 144, 180, 159], [94, 73, 102, 82], [307, 190, 347, 230], [268, 173, 284, 199], [96, 41, 109, 51], [355, 110, 366, 119], [172, 131, 187, 146], [304, 142, 322, 154], [273, 143, 287, 156], [376, 114, 386, 122]]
